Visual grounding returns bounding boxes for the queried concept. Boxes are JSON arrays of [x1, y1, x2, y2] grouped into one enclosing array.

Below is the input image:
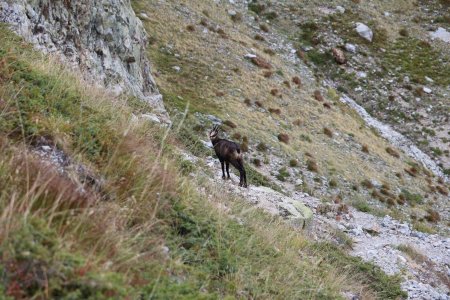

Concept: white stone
[[244, 53, 257, 59], [425, 76, 434, 83], [423, 87, 432, 94], [335, 6, 345, 14], [172, 66, 181, 72], [141, 113, 161, 124], [356, 71, 367, 78], [430, 27, 450, 43], [345, 43, 357, 53], [397, 255, 407, 264], [139, 13, 149, 20], [355, 23, 373, 42], [228, 9, 236, 16]]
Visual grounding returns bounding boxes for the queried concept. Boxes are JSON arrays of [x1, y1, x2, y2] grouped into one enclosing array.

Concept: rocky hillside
[[0, 0, 449, 299]]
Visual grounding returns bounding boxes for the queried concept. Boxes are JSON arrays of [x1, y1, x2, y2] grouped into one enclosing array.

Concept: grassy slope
[[0, 25, 407, 299], [132, 0, 448, 232]]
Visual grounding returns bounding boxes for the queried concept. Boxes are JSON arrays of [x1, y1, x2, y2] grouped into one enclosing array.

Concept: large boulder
[[0, 0, 167, 119]]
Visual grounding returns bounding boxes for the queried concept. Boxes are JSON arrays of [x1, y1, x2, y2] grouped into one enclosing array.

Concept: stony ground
[[178, 132, 449, 299], [145, 1, 450, 297]]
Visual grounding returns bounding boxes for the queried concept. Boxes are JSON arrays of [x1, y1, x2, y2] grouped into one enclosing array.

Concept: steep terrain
[[0, 0, 449, 299], [133, 0, 448, 230]]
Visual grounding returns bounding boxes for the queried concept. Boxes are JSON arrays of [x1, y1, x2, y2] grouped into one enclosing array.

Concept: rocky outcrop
[[0, 0, 167, 119]]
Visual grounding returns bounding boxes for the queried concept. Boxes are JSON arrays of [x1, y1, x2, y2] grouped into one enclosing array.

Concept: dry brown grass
[[323, 103, 331, 109], [425, 209, 441, 223], [224, 120, 237, 128], [263, 48, 276, 56], [307, 159, 318, 172], [241, 136, 249, 152], [314, 90, 324, 102], [362, 144, 369, 153], [200, 18, 208, 27], [270, 88, 280, 96], [436, 185, 449, 196], [361, 179, 374, 189], [253, 158, 262, 167], [251, 56, 272, 69], [289, 159, 298, 167], [255, 100, 264, 108], [254, 34, 265, 41], [292, 76, 302, 86], [263, 70, 273, 78], [259, 23, 269, 32], [385, 147, 400, 158], [405, 167, 418, 177], [296, 50, 306, 61], [323, 127, 333, 138], [268, 107, 281, 115], [278, 133, 290, 144], [232, 132, 242, 140]]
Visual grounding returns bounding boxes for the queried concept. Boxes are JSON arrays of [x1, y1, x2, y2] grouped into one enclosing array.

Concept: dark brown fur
[[209, 125, 247, 187]]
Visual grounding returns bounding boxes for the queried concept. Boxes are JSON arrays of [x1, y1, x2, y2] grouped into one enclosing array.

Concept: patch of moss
[[276, 167, 290, 182], [383, 38, 450, 86], [246, 165, 283, 192]]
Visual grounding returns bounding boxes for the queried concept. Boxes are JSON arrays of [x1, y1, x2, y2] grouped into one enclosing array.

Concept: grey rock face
[[0, 0, 167, 118]]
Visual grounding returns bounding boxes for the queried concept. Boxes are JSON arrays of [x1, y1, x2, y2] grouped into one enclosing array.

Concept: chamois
[[209, 125, 247, 187]]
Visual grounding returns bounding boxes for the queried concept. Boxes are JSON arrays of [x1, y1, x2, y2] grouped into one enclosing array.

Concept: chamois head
[[209, 124, 220, 141]]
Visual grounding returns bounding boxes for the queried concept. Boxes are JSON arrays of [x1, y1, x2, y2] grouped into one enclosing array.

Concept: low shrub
[[307, 160, 318, 172], [292, 76, 302, 86], [260, 23, 269, 32], [268, 107, 281, 115], [360, 144, 369, 153], [386, 147, 400, 158], [314, 90, 324, 102], [278, 133, 289, 144], [323, 127, 333, 138], [289, 159, 298, 167], [223, 120, 237, 129]]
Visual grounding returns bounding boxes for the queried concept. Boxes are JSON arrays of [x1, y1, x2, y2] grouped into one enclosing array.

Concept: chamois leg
[[226, 162, 231, 179], [220, 160, 226, 179], [238, 160, 247, 188], [231, 160, 244, 186]]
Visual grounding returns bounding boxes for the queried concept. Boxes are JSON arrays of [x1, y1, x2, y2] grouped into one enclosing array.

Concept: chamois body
[[209, 125, 247, 187]]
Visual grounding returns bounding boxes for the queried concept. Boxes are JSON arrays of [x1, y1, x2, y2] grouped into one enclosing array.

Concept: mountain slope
[[133, 0, 448, 231], [0, 23, 406, 299], [0, 0, 449, 298]]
